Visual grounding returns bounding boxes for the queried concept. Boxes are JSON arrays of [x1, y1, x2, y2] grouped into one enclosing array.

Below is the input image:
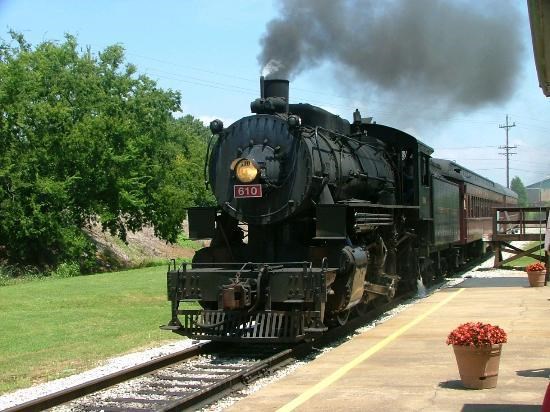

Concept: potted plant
[[446, 322, 507, 389], [526, 262, 546, 287]]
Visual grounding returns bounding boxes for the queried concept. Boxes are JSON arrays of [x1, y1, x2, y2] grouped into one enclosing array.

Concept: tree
[[151, 115, 215, 240], [0, 32, 209, 270], [510, 176, 528, 207]]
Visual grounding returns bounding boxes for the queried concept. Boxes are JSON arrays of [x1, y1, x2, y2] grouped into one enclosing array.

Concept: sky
[[0, 0, 548, 188]]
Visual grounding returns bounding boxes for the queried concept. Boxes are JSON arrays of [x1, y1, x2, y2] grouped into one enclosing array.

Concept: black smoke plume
[[259, 0, 524, 111]]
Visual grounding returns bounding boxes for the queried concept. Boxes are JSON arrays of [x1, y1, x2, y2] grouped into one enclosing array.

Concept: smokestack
[[252, 76, 289, 114], [262, 77, 289, 101]]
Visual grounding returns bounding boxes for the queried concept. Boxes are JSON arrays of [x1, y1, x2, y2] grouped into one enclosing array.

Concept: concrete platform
[[226, 272, 550, 411]]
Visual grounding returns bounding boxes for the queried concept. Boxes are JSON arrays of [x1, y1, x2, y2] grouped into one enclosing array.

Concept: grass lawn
[[505, 241, 546, 269], [0, 265, 183, 394]]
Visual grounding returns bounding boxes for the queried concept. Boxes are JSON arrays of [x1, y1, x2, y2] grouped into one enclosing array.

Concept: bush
[[50, 262, 81, 278], [0, 265, 43, 286]]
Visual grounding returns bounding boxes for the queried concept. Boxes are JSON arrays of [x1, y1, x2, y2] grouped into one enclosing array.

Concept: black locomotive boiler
[[162, 78, 517, 342]]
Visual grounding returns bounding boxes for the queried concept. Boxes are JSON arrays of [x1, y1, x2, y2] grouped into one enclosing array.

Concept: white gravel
[[0, 339, 199, 410], [0, 245, 529, 411]]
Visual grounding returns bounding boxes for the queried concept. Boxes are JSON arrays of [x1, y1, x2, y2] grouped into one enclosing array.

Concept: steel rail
[[158, 347, 296, 412], [3, 341, 214, 412]]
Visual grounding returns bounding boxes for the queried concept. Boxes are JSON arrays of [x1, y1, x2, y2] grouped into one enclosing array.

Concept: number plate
[[234, 184, 263, 198]]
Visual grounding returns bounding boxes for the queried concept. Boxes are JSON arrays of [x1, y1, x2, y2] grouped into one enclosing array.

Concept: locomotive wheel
[[421, 259, 435, 285], [328, 309, 351, 327], [335, 309, 350, 326], [438, 258, 449, 278], [354, 301, 370, 317], [371, 296, 387, 308], [397, 244, 419, 293]]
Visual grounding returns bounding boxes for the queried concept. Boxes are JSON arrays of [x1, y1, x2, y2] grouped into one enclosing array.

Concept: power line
[[97, 46, 550, 131], [475, 168, 550, 173], [499, 114, 517, 188], [436, 145, 499, 150], [70, 42, 550, 140]]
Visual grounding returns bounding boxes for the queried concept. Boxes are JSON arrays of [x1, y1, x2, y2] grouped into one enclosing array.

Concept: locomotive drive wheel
[[336, 309, 350, 325], [439, 258, 449, 278], [370, 296, 387, 308], [353, 300, 371, 317], [328, 309, 350, 327]]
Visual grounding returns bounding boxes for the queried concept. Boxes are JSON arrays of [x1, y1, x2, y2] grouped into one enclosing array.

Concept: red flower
[[526, 262, 546, 272], [446, 322, 507, 347]]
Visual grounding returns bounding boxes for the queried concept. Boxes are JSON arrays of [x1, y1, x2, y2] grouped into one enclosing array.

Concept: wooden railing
[[492, 206, 549, 242], [491, 206, 549, 268]]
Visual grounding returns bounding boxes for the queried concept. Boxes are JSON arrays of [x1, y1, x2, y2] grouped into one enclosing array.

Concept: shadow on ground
[[452, 277, 528, 288], [517, 368, 550, 378]]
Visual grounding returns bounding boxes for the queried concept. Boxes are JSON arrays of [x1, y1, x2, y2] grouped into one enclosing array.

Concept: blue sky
[[1, 0, 548, 187]]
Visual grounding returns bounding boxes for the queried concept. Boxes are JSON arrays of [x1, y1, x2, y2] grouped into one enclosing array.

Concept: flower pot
[[452, 344, 502, 389], [527, 270, 546, 287]]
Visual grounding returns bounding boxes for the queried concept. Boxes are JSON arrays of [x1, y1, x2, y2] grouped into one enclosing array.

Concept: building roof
[[528, 0, 550, 96], [526, 177, 550, 189]]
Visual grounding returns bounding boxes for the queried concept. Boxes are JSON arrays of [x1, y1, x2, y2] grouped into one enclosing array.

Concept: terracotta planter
[[452, 344, 502, 389], [527, 270, 546, 287]]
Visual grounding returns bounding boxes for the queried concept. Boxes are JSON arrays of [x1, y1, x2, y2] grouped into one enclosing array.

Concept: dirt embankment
[[84, 221, 196, 270]]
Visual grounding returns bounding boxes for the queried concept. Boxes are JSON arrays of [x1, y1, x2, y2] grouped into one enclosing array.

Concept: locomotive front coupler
[[218, 264, 270, 311]]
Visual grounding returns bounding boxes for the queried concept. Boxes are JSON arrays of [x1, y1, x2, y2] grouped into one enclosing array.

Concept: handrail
[[492, 206, 550, 238]]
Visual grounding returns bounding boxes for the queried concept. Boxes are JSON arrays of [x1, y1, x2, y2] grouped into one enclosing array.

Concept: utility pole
[[499, 114, 517, 188]]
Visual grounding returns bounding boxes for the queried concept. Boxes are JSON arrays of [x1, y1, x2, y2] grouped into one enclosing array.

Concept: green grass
[[505, 241, 546, 269], [176, 234, 203, 250], [0, 265, 184, 394]]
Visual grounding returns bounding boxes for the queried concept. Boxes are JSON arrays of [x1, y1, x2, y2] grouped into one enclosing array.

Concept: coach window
[[481, 198, 485, 216], [478, 197, 482, 217]]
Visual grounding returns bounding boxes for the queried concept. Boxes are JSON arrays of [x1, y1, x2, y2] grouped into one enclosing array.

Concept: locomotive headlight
[[234, 159, 259, 183]]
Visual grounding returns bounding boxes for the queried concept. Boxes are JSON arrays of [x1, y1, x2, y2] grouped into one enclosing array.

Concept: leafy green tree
[[152, 115, 215, 240], [510, 176, 528, 207], [0, 32, 209, 270]]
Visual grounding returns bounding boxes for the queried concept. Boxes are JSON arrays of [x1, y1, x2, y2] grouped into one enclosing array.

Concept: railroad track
[[3, 341, 295, 412], [3, 290, 421, 412]]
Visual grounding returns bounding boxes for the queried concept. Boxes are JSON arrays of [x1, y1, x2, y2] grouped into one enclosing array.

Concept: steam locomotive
[[162, 78, 517, 342]]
